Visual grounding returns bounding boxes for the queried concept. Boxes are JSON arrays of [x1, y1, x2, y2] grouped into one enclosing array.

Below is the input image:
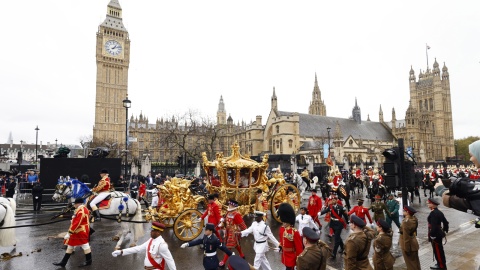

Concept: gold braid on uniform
[[92, 175, 108, 193]]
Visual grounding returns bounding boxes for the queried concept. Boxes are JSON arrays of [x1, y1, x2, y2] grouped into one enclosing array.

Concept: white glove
[[370, 224, 375, 229], [64, 233, 70, 240], [218, 222, 223, 228], [180, 243, 188, 248], [231, 252, 235, 256], [220, 218, 225, 223], [430, 236, 436, 240], [112, 250, 122, 257]]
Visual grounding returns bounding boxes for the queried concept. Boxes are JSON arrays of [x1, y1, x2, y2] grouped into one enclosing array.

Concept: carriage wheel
[[159, 216, 176, 228], [173, 209, 204, 241], [270, 184, 301, 223]]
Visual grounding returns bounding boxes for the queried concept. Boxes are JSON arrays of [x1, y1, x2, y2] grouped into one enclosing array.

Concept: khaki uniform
[[344, 227, 374, 270], [373, 232, 395, 270], [399, 215, 421, 270], [369, 202, 390, 221], [296, 240, 330, 270]]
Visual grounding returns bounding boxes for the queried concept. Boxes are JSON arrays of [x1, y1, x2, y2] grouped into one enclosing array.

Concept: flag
[[326, 152, 334, 167], [426, 44, 431, 50]]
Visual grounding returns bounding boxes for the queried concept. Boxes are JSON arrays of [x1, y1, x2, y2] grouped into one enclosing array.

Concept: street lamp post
[[123, 96, 131, 183], [327, 126, 331, 153], [35, 126, 39, 169]]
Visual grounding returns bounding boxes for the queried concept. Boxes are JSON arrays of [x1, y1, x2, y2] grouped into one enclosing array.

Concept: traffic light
[[382, 146, 414, 187], [383, 147, 399, 187]]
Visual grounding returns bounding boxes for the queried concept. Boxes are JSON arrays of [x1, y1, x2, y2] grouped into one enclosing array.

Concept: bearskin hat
[[277, 203, 296, 225]]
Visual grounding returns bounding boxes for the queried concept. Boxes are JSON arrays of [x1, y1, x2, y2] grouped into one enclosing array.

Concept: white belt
[[205, 252, 217, 257]]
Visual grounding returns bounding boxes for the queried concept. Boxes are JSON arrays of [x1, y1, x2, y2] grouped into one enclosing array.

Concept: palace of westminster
[[92, 0, 455, 168]]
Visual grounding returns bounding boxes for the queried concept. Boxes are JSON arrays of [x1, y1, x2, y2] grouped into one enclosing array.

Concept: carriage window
[[250, 169, 260, 185], [207, 167, 221, 187], [239, 168, 252, 187]]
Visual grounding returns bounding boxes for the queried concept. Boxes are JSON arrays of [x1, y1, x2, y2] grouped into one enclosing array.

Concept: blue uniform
[[187, 233, 232, 270]]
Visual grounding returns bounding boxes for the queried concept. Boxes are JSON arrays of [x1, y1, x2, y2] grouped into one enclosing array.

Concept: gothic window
[[429, 98, 434, 110], [276, 140, 279, 149], [288, 139, 293, 148], [276, 125, 280, 134], [280, 139, 283, 153], [419, 100, 423, 111], [349, 139, 353, 145], [248, 133, 251, 139]]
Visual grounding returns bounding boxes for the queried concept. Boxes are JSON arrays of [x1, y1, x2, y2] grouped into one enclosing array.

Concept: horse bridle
[[54, 184, 72, 200]]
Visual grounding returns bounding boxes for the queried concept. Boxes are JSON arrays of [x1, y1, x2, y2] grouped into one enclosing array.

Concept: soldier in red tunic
[[138, 179, 149, 208], [54, 198, 92, 267], [89, 169, 111, 221], [278, 203, 303, 270], [307, 188, 323, 228], [201, 194, 222, 239], [348, 198, 373, 225], [219, 199, 247, 267]]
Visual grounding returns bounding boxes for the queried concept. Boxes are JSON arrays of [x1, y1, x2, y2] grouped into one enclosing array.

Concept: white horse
[[0, 199, 16, 247], [292, 173, 307, 197], [0, 197, 16, 214], [52, 180, 144, 250]]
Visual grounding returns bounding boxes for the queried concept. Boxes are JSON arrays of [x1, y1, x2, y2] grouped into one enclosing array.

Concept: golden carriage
[[146, 142, 301, 241], [202, 142, 301, 223]]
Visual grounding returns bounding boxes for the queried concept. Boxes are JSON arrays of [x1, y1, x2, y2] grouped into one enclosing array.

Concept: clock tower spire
[[93, 0, 131, 145]]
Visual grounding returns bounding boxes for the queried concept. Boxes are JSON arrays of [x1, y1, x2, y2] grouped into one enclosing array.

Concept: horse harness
[[0, 202, 8, 227]]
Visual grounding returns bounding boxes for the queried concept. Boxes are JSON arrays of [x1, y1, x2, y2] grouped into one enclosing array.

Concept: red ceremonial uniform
[[139, 182, 146, 197], [92, 176, 110, 193], [356, 169, 361, 178], [308, 193, 322, 224], [469, 174, 480, 180], [333, 175, 340, 186], [348, 205, 372, 224], [65, 205, 90, 246], [201, 201, 221, 224], [224, 210, 247, 248], [279, 226, 303, 267]]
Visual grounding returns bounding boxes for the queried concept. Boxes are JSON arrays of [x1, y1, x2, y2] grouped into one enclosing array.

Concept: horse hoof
[[114, 247, 121, 250], [129, 243, 136, 247], [113, 236, 120, 241]]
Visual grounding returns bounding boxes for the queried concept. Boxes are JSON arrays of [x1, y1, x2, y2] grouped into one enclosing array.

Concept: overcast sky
[[1, 0, 479, 146]]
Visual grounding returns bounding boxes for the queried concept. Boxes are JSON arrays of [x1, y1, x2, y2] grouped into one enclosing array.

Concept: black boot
[[89, 226, 95, 235], [53, 253, 71, 267], [93, 210, 101, 221], [79, 252, 92, 267]]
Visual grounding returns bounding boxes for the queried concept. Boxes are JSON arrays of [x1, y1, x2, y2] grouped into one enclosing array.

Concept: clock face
[[104, 40, 122, 56]]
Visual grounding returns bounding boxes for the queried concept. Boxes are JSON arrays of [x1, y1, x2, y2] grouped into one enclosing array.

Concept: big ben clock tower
[[93, 0, 130, 145]]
